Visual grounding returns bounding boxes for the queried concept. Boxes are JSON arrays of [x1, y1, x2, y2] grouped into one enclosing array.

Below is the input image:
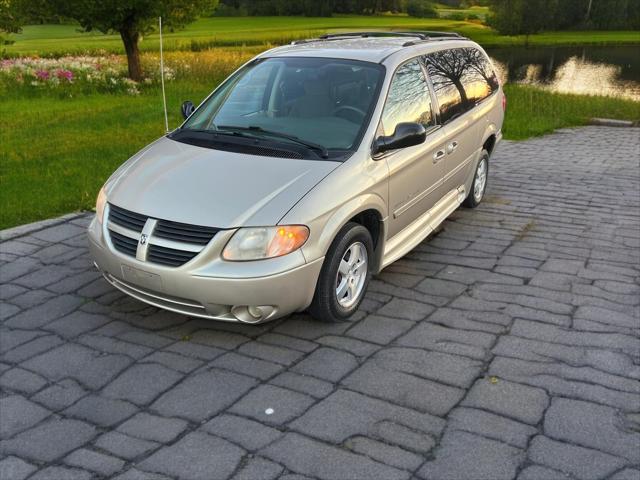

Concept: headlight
[[95, 187, 107, 224], [222, 225, 309, 261]]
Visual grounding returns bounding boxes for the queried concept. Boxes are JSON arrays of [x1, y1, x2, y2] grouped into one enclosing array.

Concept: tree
[[589, 0, 631, 29], [1, 0, 24, 44], [554, 0, 589, 29], [406, 0, 438, 18], [302, 0, 334, 16], [43, 0, 216, 81], [488, 0, 558, 41]]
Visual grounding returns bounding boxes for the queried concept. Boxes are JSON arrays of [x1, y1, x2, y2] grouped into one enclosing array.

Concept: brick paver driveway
[[1, 126, 639, 480]]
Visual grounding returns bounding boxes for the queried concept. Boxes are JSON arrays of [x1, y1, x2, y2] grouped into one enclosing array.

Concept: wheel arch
[[481, 124, 498, 157], [301, 194, 387, 274]]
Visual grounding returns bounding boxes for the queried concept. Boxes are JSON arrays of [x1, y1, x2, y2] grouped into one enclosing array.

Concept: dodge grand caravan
[[88, 31, 505, 323]]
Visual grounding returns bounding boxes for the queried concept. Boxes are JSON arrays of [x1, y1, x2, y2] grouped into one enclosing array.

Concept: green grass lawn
[[502, 85, 640, 139], [434, 4, 490, 19], [1, 79, 638, 229], [3, 16, 639, 57], [0, 82, 208, 230]]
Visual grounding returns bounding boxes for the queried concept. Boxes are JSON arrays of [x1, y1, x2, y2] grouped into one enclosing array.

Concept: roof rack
[[398, 31, 462, 38], [320, 31, 427, 40], [395, 30, 465, 46], [291, 30, 465, 46]]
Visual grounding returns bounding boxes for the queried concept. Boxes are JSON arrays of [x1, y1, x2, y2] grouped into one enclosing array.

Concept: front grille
[[107, 203, 218, 268], [155, 219, 219, 245], [148, 244, 198, 267], [110, 230, 138, 257], [109, 204, 147, 232]]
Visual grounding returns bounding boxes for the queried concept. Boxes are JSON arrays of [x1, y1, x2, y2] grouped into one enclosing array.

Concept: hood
[[105, 137, 340, 228]]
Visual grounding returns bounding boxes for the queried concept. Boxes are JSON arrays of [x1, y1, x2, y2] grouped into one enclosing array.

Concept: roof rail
[[291, 31, 426, 45], [291, 30, 466, 46], [398, 31, 462, 38], [319, 31, 427, 40]]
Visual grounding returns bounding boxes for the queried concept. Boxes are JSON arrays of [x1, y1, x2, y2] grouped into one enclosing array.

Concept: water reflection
[[488, 46, 640, 101]]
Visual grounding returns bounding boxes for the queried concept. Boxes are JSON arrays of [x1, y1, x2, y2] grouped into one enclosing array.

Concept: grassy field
[[3, 16, 639, 57], [434, 3, 490, 19], [502, 85, 639, 140]]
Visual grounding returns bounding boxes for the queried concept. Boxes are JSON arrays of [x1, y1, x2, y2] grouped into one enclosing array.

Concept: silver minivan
[[88, 32, 505, 323]]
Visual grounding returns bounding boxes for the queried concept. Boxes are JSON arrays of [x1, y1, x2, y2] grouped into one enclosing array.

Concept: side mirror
[[373, 122, 427, 155], [181, 101, 195, 120]]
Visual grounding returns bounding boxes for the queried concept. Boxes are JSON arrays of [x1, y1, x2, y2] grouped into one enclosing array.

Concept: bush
[[447, 12, 467, 20], [406, 0, 437, 18]]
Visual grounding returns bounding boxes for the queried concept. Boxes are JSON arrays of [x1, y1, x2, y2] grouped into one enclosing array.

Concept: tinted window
[[423, 48, 499, 124], [459, 48, 499, 104], [380, 59, 434, 136]]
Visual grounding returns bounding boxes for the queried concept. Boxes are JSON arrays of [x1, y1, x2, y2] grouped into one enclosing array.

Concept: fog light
[[248, 306, 263, 319], [231, 305, 276, 324]]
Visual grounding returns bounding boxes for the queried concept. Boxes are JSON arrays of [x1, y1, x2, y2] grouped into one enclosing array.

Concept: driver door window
[[381, 59, 435, 136]]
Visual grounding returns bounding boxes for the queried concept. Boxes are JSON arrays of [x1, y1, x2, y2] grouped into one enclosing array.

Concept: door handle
[[433, 150, 446, 164], [447, 141, 459, 154]]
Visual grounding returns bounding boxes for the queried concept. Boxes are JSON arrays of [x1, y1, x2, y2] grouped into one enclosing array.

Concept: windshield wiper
[[218, 125, 329, 159], [177, 128, 253, 139]]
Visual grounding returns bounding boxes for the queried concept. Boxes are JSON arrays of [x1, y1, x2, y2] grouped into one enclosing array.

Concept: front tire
[[309, 222, 373, 323], [463, 150, 489, 208]]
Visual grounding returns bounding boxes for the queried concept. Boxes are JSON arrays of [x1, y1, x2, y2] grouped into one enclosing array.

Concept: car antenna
[[159, 16, 169, 133]]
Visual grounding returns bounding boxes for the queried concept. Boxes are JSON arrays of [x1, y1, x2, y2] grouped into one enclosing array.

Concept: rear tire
[[309, 222, 373, 323], [463, 150, 489, 208]]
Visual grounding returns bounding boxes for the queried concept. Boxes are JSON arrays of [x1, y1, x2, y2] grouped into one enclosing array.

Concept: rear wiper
[[218, 125, 329, 159]]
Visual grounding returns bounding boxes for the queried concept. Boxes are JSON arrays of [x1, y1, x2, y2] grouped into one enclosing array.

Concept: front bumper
[[88, 216, 323, 323]]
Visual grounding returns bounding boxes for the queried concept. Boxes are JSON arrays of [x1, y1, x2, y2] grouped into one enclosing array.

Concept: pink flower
[[35, 70, 50, 80], [56, 69, 73, 81]]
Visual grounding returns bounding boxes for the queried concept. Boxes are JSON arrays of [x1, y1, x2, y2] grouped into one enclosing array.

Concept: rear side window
[[380, 59, 435, 136], [423, 47, 499, 124], [459, 48, 499, 104]]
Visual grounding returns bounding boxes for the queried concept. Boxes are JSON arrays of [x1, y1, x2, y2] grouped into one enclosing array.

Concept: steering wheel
[[333, 105, 367, 123]]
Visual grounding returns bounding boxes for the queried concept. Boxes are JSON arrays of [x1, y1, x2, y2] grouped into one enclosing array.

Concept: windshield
[[181, 57, 384, 159]]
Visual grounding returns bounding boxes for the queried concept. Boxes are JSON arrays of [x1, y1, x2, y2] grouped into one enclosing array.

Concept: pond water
[[486, 46, 640, 101]]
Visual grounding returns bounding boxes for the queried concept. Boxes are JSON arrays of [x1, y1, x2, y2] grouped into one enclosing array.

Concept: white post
[[159, 16, 169, 133]]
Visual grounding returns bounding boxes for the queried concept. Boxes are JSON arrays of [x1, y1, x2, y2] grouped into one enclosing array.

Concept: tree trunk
[[452, 78, 470, 108], [585, 0, 593, 22], [120, 28, 142, 81]]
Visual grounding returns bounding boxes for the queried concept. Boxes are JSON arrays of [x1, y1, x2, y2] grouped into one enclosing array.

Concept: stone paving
[[1, 126, 639, 480]]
